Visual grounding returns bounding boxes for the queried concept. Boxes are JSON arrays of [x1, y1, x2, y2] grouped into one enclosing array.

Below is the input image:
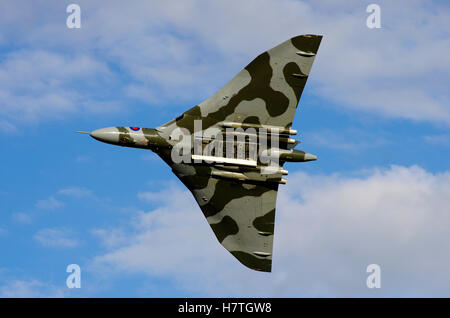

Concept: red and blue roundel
[[130, 126, 140, 131]]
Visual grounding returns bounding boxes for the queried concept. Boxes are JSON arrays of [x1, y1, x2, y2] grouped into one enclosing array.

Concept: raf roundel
[[130, 126, 140, 131]]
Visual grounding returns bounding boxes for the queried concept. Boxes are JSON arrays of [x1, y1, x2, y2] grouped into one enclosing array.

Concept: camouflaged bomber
[[79, 35, 322, 272]]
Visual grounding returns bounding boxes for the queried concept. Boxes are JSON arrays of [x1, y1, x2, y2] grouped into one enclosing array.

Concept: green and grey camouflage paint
[[84, 34, 322, 272]]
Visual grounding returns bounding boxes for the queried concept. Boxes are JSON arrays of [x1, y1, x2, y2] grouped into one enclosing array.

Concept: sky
[[0, 0, 449, 297]]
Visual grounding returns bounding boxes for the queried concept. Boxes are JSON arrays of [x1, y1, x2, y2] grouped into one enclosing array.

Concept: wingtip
[[294, 34, 323, 38], [75, 131, 91, 134]]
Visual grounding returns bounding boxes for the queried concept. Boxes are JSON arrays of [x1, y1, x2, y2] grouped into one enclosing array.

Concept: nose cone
[[90, 127, 120, 144], [303, 153, 318, 161]]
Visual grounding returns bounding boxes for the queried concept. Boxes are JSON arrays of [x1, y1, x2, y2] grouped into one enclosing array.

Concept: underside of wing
[[170, 163, 279, 272]]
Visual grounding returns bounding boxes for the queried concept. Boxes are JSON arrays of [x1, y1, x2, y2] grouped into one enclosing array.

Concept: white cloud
[[0, 49, 115, 127], [91, 186, 225, 280], [91, 228, 129, 250], [306, 128, 390, 151], [0, 279, 66, 297], [137, 184, 181, 203], [1, 0, 449, 126], [75, 155, 91, 163], [58, 186, 93, 198], [0, 119, 17, 133], [75, 0, 450, 124], [12, 212, 32, 224], [35, 196, 64, 210], [423, 134, 450, 147], [91, 165, 450, 296], [34, 228, 79, 248]]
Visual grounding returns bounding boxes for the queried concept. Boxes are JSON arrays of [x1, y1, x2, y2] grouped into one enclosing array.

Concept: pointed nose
[[90, 127, 120, 144], [303, 153, 318, 161]]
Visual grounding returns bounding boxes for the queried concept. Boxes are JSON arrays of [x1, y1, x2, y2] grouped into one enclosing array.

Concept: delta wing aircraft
[[79, 34, 322, 272]]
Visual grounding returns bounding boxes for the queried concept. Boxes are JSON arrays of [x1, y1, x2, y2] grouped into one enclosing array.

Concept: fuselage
[[89, 126, 317, 168], [90, 126, 170, 150]]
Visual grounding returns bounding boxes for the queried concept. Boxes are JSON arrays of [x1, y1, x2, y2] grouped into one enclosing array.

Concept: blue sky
[[0, 0, 450, 297]]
